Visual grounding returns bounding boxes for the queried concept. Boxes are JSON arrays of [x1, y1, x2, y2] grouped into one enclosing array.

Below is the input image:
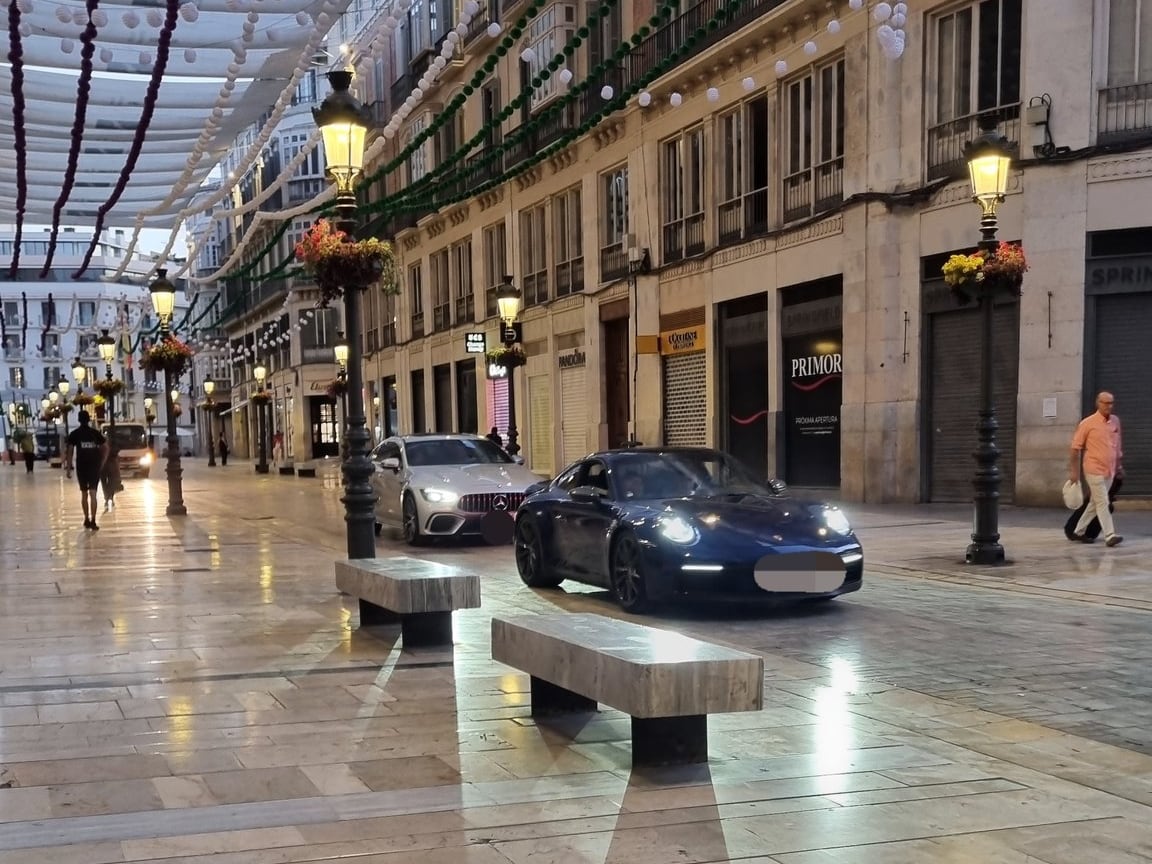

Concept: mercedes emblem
[[492, 495, 509, 511]]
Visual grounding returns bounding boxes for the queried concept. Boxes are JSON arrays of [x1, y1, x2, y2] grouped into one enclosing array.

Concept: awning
[[219, 399, 249, 416]]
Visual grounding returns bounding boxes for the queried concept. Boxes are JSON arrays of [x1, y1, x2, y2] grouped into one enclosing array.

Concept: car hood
[[409, 463, 543, 492], [658, 494, 857, 547]]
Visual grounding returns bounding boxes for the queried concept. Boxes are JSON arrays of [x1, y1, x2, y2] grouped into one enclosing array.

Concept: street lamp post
[[253, 364, 269, 474], [203, 380, 216, 467], [495, 278, 522, 456], [315, 68, 377, 560], [334, 332, 349, 460], [963, 116, 1014, 566], [97, 329, 117, 438], [149, 269, 186, 516], [144, 396, 154, 450]]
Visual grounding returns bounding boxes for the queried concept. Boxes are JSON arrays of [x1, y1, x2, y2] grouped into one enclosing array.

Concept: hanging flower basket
[[294, 219, 398, 307], [486, 345, 527, 369], [250, 390, 272, 406], [72, 392, 94, 407], [942, 242, 1028, 304], [325, 377, 348, 399], [94, 378, 125, 398], [172, 403, 183, 418], [141, 338, 195, 378]]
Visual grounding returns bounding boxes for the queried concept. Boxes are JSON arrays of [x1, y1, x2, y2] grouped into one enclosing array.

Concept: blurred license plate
[[753, 552, 845, 593]]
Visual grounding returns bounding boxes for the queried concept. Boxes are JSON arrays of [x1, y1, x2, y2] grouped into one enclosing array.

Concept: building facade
[[351, 0, 1152, 505], [0, 228, 192, 453]]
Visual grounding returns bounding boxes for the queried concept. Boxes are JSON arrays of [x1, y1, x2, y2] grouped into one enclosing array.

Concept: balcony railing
[[1098, 82, 1152, 144], [523, 270, 549, 307], [507, 101, 577, 170], [411, 312, 425, 339], [717, 187, 769, 246], [366, 328, 380, 353], [600, 243, 628, 282], [782, 156, 844, 223], [301, 346, 335, 365], [382, 321, 396, 348], [4, 345, 22, 360], [485, 285, 498, 319], [433, 303, 451, 333], [367, 100, 391, 130], [454, 294, 471, 325], [927, 104, 1020, 181], [662, 212, 706, 263], [463, 0, 493, 45], [556, 257, 584, 296]]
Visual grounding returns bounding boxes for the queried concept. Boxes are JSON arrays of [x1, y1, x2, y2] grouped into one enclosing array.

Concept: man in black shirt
[[65, 410, 109, 530]]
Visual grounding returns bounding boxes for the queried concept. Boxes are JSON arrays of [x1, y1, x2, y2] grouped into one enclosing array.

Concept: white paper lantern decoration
[[894, 2, 907, 13], [827, 19, 841, 34], [19, 21, 31, 36], [558, 68, 573, 84], [520, 47, 536, 63], [804, 40, 817, 55], [487, 21, 502, 37], [464, 0, 480, 14], [775, 59, 788, 76], [876, 23, 895, 45], [638, 91, 652, 107], [140, 51, 153, 66], [453, 24, 466, 38], [601, 84, 614, 100], [848, 0, 863, 8], [296, 11, 311, 24], [146, 8, 164, 26], [891, 12, 906, 27], [100, 47, 114, 63], [122, 10, 140, 27], [413, 87, 424, 100], [706, 87, 720, 102], [434, 56, 447, 69], [742, 76, 755, 91], [179, 3, 199, 22], [246, 10, 259, 23], [668, 91, 682, 107], [873, 2, 892, 21], [73, 7, 88, 24], [54, 6, 71, 23], [15, 0, 33, 13], [60, 37, 75, 54], [91, 8, 108, 26]]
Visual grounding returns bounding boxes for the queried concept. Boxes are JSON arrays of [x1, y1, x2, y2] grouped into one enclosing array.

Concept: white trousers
[[1074, 473, 1115, 539]]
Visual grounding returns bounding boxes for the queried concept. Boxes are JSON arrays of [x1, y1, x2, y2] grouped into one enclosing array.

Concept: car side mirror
[[570, 485, 608, 504], [768, 479, 787, 495], [380, 456, 400, 471]]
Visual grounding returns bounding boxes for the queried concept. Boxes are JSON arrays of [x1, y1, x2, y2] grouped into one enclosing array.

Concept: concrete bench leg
[[400, 612, 453, 647], [632, 715, 708, 766], [359, 599, 400, 627], [530, 676, 598, 716]]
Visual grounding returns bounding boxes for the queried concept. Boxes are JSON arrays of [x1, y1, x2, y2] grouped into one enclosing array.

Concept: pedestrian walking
[[20, 431, 35, 473], [100, 437, 123, 512], [218, 433, 229, 466], [485, 426, 503, 448], [65, 410, 109, 530], [1068, 391, 1124, 547]]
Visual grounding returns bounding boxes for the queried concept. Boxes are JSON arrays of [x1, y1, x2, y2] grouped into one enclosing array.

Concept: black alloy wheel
[[401, 493, 423, 546], [515, 518, 562, 588], [610, 532, 651, 613]]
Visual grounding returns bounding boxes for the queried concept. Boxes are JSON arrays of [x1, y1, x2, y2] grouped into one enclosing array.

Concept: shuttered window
[[663, 352, 707, 446], [559, 365, 588, 466], [1092, 293, 1152, 494], [528, 374, 554, 475]]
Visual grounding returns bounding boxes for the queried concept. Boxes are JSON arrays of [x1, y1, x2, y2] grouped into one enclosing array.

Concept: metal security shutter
[[486, 378, 508, 438], [559, 365, 588, 466], [1093, 293, 1152, 494], [927, 305, 1019, 502], [663, 352, 707, 446], [528, 374, 555, 476]]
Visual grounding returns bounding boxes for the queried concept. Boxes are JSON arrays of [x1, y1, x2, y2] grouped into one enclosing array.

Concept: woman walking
[[101, 436, 123, 511], [218, 433, 230, 466]]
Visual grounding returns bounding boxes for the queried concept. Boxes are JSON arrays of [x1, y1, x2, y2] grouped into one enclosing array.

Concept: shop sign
[[783, 332, 842, 487], [557, 349, 586, 369], [465, 332, 486, 353], [486, 363, 508, 380], [660, 325, 706, 356]]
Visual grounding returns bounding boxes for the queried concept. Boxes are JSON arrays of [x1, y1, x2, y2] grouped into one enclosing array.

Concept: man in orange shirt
[[1068, 391, 1124, 547]]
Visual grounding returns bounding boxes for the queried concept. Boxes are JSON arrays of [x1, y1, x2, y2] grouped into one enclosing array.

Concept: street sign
[[465, 332, 486, 353], [501, 322, 522, 345]]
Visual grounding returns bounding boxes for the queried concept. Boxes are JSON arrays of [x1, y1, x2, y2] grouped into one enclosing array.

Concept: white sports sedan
[[370, 434, 547, 545]]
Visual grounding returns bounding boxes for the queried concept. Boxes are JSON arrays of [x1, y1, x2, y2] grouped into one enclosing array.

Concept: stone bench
[[335, 557, 481, 647], [491, 613, 763, 766], [296, 461, 317, 477]]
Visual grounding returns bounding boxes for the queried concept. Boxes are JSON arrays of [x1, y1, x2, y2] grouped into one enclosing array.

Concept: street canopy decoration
[[0, 0, 355, 277]]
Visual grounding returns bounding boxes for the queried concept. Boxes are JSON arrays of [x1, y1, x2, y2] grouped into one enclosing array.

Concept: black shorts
[[76, 469, 100, 491]]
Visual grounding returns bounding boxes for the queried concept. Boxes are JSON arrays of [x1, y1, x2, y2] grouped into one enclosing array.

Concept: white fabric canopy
[[0, 0, 353, 271]]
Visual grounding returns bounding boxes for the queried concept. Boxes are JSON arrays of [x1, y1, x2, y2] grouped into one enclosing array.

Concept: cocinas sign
[[659, 325, 706, 356]]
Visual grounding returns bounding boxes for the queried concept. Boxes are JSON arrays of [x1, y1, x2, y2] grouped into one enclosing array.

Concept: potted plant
[[485, 344, 527, 369], [250, 390, 272, 406], [294, 218, 398, 307], [72, 392, 94, 407], [942, 241, 1028, 304], [94, 378, 125, 398], [325, 377, 348, 399], [141, 337, 195, 379]]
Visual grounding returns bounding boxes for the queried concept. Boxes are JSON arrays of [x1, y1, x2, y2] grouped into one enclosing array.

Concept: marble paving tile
[[197, 766, 323, 806], [0, 786, 52, 823], [48, 777, 166, 818], [9, 753, 173, 787]]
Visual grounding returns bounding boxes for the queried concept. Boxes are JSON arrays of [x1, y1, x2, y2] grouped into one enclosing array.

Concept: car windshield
[[106, 426, 148, 449], [613, 450, 773, 499], [405, 438, 512, 467]]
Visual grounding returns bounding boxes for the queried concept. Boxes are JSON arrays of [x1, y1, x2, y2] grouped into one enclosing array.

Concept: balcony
[[411, 312, 425, 339], [432, 303, 451, 333], [453, 294, 472, 325], [506, 101, 577, 170], [555, 258, 584, 296], [301, 345, 335, 365], [523, 270, 549, 307], [599, 244, 628, 282], [662, 212, 706, 264], [463, 0, 492, 45], [287, 178, 326, 204], [717, 187, 769, 246], [368, 100, 391, 130], [927, 104, 1020, 182], [1098, 82, 1152, 144], [783, 156, 844, 223]]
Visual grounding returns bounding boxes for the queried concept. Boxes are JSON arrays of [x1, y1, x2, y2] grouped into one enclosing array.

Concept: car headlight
[[138, 453, 153, 466], [418, 488, 459, 505], [659, 514, 698, 544], [823, 508, 851, 535]]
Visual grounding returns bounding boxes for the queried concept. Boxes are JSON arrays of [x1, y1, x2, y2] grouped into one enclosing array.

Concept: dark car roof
[[588, 446, 720, 460]]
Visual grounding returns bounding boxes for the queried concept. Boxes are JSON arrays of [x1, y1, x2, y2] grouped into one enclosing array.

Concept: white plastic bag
[[1062, 480, 1084, 511]]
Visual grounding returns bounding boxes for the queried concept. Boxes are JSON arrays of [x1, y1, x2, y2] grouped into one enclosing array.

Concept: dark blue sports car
[[513, 447, 863, 612]]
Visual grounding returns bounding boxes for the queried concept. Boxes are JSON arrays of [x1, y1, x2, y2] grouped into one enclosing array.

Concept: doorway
[[433, 363, 453, 432], [308, 396, 339, 458], [602, 317, 630, 448], [410, 369, 426, 434], [455, 359, 478, 435]]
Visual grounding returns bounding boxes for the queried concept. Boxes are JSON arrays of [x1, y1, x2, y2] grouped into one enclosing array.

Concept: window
[[481, 82, 502, 149], [520, 204, 549, 307], [434, 108, 464, 170], [782, 57, 845, 222], [77, 301, 96, 327], [43, 333, 60, 360], [78, 332, 99, 357], [430, 249, 450, 332], [483, 221, 507, 318], [408, 263, 425, 338], [599, 165, 629, 281], [553, 186, 583, 296], [405, 115, 429, 183], [526, 4, 578, 110], [42, 366, 61, 391], [382, 293, 398, 347], [1100, 0, 1152, 140], [927, 0, 1021, 179], [8, 367, 23, 390], [300, 308, 342, 363], [3, 335, 21, 360], [1, 301, 18, 326], [451, 240, 473, 324], [717, 97, 770, 245], [40, 301, 56, 328], [660, 127, 706, 263]]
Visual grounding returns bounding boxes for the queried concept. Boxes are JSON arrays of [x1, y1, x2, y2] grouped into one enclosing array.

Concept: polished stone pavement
[[2, 461, 1152, 862]]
